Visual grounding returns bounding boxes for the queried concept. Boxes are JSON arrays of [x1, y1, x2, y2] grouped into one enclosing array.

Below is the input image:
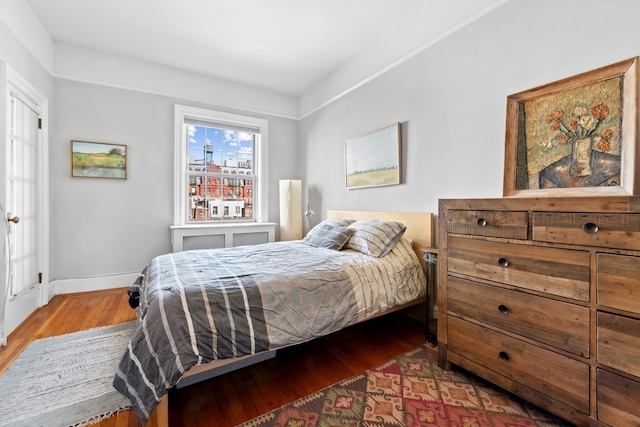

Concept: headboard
[[326, 210, 435, 270]]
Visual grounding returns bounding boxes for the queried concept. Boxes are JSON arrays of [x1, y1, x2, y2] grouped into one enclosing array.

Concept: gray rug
[[0, 321, 136, 427]]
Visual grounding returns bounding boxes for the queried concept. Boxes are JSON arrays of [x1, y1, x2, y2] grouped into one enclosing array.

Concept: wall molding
[[52, 272, 140, 295], [54, 72, 300, 121], [53, 42, 299, 120], [5, 0, 509, 121], [298, 0, 510, 118]]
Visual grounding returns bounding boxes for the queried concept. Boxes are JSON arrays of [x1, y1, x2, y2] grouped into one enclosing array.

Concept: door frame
[[0, 62, 50, 344]]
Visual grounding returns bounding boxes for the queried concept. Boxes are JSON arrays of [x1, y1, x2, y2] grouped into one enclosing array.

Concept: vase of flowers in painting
[[570, 136, 593, 176], [545, 103, 613, 178]]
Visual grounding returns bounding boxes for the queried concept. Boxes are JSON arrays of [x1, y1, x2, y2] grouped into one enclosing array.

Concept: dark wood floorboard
[[0, 288, 428, 427]]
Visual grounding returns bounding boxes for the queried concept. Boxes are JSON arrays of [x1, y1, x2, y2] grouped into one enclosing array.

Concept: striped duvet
[[113, 238, 425, 425]]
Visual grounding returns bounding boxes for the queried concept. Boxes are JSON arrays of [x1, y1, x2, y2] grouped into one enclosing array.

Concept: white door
[[0, 64, 49, 345]]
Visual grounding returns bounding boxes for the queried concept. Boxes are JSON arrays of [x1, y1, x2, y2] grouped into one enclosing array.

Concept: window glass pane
[[187, 126, 254, 172], [187, 175, 254, 221], [186, 124, 255, 222]]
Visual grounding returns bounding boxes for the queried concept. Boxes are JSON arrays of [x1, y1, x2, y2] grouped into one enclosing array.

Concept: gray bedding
[[113, 238, 425, 424]]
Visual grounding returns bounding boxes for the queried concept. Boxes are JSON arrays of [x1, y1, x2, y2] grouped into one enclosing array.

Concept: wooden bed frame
[[149, 210, 434, 427]]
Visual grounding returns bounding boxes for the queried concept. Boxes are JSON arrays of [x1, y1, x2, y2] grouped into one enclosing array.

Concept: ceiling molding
[[0, 0, 54, 73], [6, 0, 510, 120]]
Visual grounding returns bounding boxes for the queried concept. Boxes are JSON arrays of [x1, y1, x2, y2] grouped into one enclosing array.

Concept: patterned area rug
[[238, 344, 572, 427], [0, 321, 136, 427]]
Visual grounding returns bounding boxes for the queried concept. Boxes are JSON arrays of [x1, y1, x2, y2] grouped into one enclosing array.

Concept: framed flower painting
[[503, 57, 639, 197]]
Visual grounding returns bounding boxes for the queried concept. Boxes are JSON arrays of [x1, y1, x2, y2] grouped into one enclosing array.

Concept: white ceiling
[[24, 0, 501, 96]]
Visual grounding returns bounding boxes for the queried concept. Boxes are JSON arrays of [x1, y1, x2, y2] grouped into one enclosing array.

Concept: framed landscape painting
[[503, 57, 639, 197], [345, 123, 401, 190], [71, 140, 127, 179]]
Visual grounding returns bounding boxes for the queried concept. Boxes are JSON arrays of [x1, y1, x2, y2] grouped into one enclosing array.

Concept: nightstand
[[421, 247, 438, 341]]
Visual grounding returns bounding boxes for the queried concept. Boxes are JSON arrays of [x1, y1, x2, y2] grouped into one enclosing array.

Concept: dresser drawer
[[597, 369, 640, 426], [597, 312, 640, 377], [597, 254, 640, 315], [447, 236, 590, 301], [447, 277, 589, 356], [447, 316, 589, 413], [533, 212, 640, 250], [446, 210, 528, 239]]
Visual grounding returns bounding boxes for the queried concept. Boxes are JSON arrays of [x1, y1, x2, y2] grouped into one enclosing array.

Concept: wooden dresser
[[437, 196, 640, 427]]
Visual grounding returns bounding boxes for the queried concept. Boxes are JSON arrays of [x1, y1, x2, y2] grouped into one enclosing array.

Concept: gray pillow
[[304, 219, 355, 241], [345, 219, 407, 257], [304, 223, 354, 250]]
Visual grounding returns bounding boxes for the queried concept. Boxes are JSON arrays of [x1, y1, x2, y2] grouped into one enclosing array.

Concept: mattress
[[113, 237, 425, 424]]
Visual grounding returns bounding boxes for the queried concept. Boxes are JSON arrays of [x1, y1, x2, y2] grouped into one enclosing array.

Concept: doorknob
[[7, 214, 19, 224]]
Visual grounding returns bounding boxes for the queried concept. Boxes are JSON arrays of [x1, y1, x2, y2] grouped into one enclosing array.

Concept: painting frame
[[345, 122, 401, 190], [71, 140, 128, 179], [503, 57, 639, 197]]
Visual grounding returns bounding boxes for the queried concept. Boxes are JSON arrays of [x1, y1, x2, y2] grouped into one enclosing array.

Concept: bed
[[114, 210, 434, 427]]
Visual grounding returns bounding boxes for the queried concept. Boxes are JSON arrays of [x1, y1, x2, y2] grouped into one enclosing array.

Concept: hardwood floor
[[0, 288, 428, 427]]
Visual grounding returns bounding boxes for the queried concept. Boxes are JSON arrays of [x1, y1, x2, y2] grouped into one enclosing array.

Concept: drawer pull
[[498, 304, 509, 314], [582, 222, 599, 234], [499, 351, 510, 361], [497, 257, 509, 267], [477, 218, 487, 227]]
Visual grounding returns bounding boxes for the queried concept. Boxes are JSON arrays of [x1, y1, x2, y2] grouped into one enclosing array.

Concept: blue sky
[[188, 125, 253, 166], [345, 124, 399, 175], [72, 141, 125, 155]]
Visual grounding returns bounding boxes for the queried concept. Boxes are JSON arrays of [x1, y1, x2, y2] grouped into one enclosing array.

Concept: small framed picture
[[71, 140, 127, 179], [345, 123, 401, 190]]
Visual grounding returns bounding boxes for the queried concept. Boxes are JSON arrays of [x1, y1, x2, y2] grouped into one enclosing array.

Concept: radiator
[[171, 223, 276, 252]]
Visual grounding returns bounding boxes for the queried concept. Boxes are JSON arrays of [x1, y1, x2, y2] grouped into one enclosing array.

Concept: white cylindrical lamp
[[279, 179, 302, 240]]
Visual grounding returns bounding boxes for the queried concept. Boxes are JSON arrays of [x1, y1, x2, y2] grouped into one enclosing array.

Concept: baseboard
[[51, 272, 140, 295]]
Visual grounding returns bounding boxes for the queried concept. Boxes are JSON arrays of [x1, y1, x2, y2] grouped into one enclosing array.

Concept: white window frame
[[174, 105, 269, 226]]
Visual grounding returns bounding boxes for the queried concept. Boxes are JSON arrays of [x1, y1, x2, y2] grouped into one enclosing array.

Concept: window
[[174, 105, 268, 225], [187, 124, 254, 221]]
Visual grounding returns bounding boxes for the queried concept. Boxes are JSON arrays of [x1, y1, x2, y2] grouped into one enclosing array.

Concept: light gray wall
[[14, 0, 640, 284], [0, 21, 53, 101], [300, 0, 640, 224], [0, 18, 54, 226], [52, 79, 298, 280]]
